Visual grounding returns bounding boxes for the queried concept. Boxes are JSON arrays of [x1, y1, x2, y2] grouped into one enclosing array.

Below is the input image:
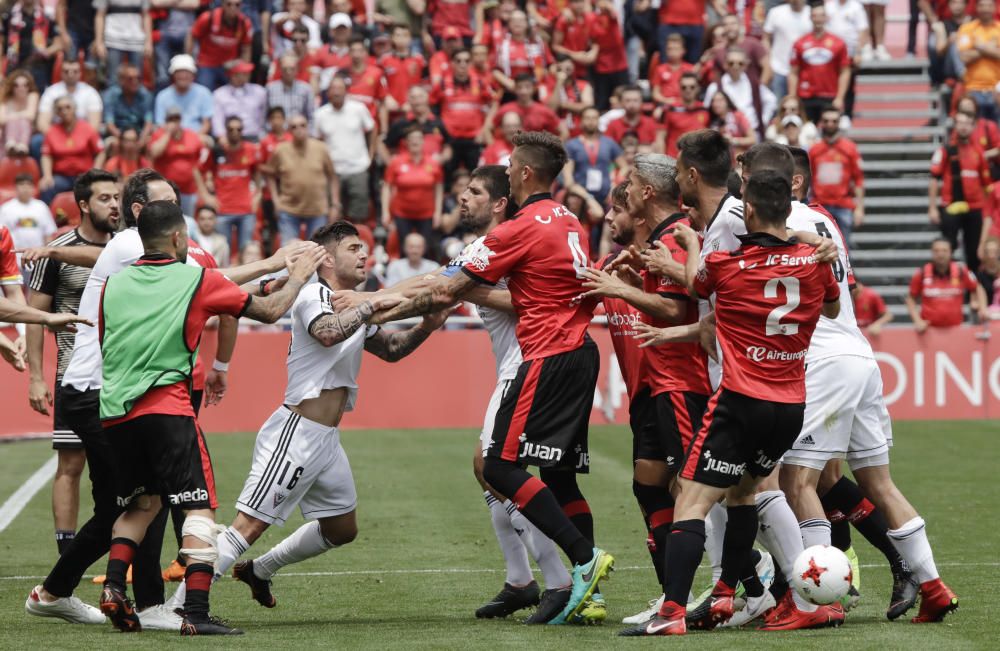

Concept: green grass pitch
[[0, 421, 993, 649]]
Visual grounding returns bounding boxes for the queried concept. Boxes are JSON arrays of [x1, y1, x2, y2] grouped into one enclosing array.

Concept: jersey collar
[[136, 253, 181, 266], [705, 193, 733, 233], [646, 211, 687, 244], [516, 192, 553, 214], [737, 232, 798, 248]]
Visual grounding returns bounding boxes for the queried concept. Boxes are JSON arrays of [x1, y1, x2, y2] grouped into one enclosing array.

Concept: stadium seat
[[50, 192, 81, 227], [0, 188, 16, 205], [0, 156, 41, 192], [385, 226, 400, 259], [354, 222, 375, 253]]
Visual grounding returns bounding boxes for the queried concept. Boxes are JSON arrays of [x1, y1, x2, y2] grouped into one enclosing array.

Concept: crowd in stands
[[0, 0, 998, 325]]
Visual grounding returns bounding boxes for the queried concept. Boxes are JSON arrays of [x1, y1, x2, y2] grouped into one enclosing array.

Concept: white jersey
[[698, 194, 746, 388], [785, 201, 873, 363], [445, 236, 522, 381], [285, 280, 378, 409], [62, 228, 202, 392]]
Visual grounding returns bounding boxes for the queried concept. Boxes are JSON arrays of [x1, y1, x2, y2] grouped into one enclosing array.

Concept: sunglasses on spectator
[[680, 84, 698, 90]]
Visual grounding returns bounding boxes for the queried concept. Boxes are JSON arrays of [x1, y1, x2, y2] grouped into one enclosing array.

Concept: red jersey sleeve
[[835, 39, 850, 68], [850, 144, 864, 187], [963, 265, 979, 292], [692, 255, 719, 299], [191, 11, 209, 39], [462, 219, 527, 285], [909, 269, 923, 298], [654, 233, 690, 299], [979, 151, 992, 188], [822, 265, 841, 303], [199, 270, 252, 318], [240, 16, 253, 46], [0, 227, 22, 284], [872, 290, 886, 316], [930, 146, 945, 178]]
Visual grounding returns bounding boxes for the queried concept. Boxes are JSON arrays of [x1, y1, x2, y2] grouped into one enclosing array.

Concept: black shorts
[[680, 389, 804, 488], [104, 414, 217, 510], [55, 385, 102, 441], [488, 337, 599, 473], [631, 388, 709, 470], [52, 383, 84, 450]]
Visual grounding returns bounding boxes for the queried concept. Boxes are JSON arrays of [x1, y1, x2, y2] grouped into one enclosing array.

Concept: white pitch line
[[0, 560, 995, 582], [0, 454, 58, 534]]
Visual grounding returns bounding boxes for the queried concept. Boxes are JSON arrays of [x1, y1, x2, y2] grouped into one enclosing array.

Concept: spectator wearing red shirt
[[590, 0, 629, 110], [905, 237, 988, 330], [475, 0, 516, 53], [429, 26, 465, 85], [479, 110, 521, 166], [103, 127, 151, 181], [201, 115, 260, 253], [186, 0, 253, 91], [494, 73, 566, 140], [431, 49, 498, 177], [709, 13, 771, 87], [40, 98, 106, 204], [429, 0, 475, 43], [149, 107, 207, 216], [790, 4, 851, 123], [268, 25, 321, 93], [652, 34, 695, 108], [552, 0, 598, 79], [810, 106, 864, 245], [852, 281, 892, 334], [382, 127, 445, 243], [345, 36, 395, 129], [380, 24, 426, 110], [654, 72, 712, 158], [540, 56, 594, 137], [383, 86, 452, 162], [604, 85, 660, 149], [491, 10, 552, 94], [929, 110, 994, 273], [658, 0, 716, 63], [314, 13, 353, 86]]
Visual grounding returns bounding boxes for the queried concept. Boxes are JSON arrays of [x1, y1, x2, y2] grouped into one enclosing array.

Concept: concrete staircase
[[846, 57, 944, 321]]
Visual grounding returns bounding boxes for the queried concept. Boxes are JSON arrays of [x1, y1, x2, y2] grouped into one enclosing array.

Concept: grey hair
[[632, 153, 680, 205]]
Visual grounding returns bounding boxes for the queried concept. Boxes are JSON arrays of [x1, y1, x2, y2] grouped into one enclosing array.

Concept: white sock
[[166, 582, 186, 609], [755, 491, 803, 585], [508, 503, 571, 588], [887, 516, 939, 584], [486, 494, 533, 586], [705, 503, 727, 583], [253, 521, 334, 581], [799, 519, 832, 549], [214, 526, 251, 582]]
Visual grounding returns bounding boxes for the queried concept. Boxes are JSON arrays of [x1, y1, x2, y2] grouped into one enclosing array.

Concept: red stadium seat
[[354, 222, 375, 252], [385, 226, 400, 259], [0, 188, 16, 205], [0, 156, 41, 192], [50, 192, 81, 227]]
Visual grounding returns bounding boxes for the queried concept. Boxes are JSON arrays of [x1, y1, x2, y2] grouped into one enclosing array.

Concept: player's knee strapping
[[179, 515, 223, 565]]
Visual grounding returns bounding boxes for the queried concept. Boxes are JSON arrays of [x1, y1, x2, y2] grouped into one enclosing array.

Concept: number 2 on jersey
[[764, 277, 800, 336], [567, 232, 589, 278]]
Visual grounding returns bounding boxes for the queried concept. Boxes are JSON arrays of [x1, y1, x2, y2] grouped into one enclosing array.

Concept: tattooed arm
[[310, 294, 404, 347], [242, 245, 327, 323], [364, 309, 450, 362], [369, 272, 478, 324]]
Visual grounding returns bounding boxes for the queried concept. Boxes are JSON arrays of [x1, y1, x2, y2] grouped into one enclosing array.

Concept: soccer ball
[[791, 545, 853, 605]]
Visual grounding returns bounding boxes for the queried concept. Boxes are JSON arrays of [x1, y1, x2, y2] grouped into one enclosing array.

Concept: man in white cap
[[154, 55, 214, 137], [315, 13, 354, 90]]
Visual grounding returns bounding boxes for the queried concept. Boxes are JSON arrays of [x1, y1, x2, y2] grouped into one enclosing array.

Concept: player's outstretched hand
[[287, 245, 328, 282], [421, 305, 457, 331], [331, 289, 371, 312], [373, 292, 406, 312], [608, 244, 645, 273], [15, 246, 52, 265], [272, 240, 321, 270], [812, 237, 838, 264], [633, 322, 683, 348], [578, 267, 629, 300], [0, 338, 25, 372], [204, 368, 228, 406], [44, 313, 94, 333], [641, 241, 684, 282]]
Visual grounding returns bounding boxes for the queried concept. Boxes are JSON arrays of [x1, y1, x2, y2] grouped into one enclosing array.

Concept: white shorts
[[480, 379, 513, 456], [236, 406, 357, 526], [783, 356, 893, 472]]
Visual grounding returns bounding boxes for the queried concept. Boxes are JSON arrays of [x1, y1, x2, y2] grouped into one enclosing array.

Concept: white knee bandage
[[179, 515, 224, 564]]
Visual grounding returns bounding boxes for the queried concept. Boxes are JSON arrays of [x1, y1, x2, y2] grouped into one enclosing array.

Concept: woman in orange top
[[381, 126, 445, 244]]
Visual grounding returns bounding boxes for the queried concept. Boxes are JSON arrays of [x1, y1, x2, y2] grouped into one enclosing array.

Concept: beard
[[610, 223, 634, 246], [822, 126, 838, 138], [90, 211, 120, 234]]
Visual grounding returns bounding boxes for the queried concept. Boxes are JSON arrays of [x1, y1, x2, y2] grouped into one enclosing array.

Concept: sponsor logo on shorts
[[274, 492, 287, 508], [702, 450, 745, 477], [518, 434, 564, 462], [799, 434, 816, 446], [745, 346, 808, 362], [754, 450, 777, 471], [168, 488, 209, 506], [574, 444, 589, 471], [116, 486, 146, 507]]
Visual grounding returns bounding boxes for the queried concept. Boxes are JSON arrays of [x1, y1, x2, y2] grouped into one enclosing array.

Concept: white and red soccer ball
[[791, 545, 853, 605]]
